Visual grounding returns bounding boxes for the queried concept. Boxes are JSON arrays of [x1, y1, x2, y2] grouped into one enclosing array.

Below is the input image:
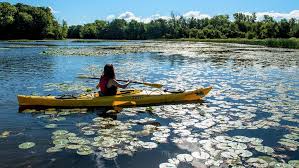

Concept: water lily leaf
[[53, 130, 69, 136], [46, 146, 62, 153], [176, 154, 193, 162], [191, 151, 210, 160], [45, 124, 57, 129], [66, 144, 82, 150], [142, 142, 158, 149], [0, 131, 10, 138], [53, 139, 69, 146], [102, 151, 118, 159], [18, 142, 35, 149], [159, 163, 177, 168], [254, 145, 274, 155]]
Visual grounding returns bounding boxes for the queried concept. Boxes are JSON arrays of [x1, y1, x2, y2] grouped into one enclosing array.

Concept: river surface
[[0, 40, 298, 168]]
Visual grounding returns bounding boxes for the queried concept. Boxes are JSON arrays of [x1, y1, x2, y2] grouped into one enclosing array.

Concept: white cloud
[[106, 14, 115, 21], [49, 6, 59, 14], [183, 11, 211, 19], [106, 11, 210, 23], [118, 11, 141, 21], [241, 10, 299, 20], [142, 14, 171, 23]]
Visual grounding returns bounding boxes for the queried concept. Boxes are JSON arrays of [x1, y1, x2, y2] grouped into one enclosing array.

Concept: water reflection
[[0, 41, 298, 168]]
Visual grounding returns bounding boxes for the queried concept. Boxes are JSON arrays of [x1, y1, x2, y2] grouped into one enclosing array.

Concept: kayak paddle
[[77, 75, 163, 88]]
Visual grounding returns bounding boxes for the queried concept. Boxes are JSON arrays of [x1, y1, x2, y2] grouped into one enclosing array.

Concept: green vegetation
[[170, 38, 299, 49], [0, 2, 67, 39], [1, 2, 299, 49], [69, 12, 299, 42]]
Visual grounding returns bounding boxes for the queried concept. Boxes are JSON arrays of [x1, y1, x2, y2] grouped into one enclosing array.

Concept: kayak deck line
[[17, 86, 212, 108]]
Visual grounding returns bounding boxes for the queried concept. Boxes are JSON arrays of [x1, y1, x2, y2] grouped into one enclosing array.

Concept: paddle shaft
[[78, 75, 163, 88], [85, 77, 148, 85]]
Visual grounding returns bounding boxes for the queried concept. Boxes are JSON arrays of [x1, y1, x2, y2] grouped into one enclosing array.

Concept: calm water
[[0, 40, 298, 168]]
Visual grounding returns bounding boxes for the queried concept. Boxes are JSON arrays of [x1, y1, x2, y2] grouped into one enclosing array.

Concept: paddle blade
[[143, 83, 163, 88], [112, 101, 136, 106], [77, 75, 99, 79]]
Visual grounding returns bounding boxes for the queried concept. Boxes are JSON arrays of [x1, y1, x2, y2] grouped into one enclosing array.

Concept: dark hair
[[102, 64, 115, 79]]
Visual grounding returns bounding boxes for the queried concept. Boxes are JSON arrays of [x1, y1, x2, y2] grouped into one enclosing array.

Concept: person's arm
[[96, 81, 100, 89], [109, 79, 130, 89]]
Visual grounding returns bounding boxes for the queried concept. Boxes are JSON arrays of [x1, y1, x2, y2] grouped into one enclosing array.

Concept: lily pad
[[191, 151, 210, 160], [18, 142, 35, 149], [159, 163, 177, 168], [66, 144, 82, 150], [53, 130, 69, 136], [45, 124, 57, 129], [102, 151, 118, 159], [254, 145, 274, 155], [46, 146, 62, 153], [176, 154, 193, 162], [142, 142, 158, 149], [0, 131, 10, 138]]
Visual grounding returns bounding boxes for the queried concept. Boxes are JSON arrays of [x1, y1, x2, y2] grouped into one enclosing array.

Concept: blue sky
[[2, 0, 299, 25]]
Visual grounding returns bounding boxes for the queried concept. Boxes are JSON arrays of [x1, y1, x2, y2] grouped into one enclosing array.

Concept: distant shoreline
[[165, 38, 299, 49], [2, 38, 298, 49]]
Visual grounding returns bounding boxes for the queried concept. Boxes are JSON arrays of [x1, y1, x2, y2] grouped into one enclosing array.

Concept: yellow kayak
[[18, 87, 212, 107]]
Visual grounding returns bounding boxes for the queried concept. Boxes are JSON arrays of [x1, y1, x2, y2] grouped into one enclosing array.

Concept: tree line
[[1, 2, 299, 40], [69, 13, 299, 40], [0, 2, 67, 39]]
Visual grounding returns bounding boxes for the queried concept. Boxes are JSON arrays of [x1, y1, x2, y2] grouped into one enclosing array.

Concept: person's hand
[[125, 80, 131, 88]]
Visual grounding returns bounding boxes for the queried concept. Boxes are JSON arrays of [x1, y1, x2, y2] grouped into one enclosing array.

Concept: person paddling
[[96, 64, 130, 96]]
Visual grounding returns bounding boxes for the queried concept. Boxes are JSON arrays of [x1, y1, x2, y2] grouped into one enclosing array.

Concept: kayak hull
[[18, 87, 212, 107]]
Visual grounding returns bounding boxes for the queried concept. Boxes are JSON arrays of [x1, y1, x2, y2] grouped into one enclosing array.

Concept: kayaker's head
[[102, 64, 115, 79]]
